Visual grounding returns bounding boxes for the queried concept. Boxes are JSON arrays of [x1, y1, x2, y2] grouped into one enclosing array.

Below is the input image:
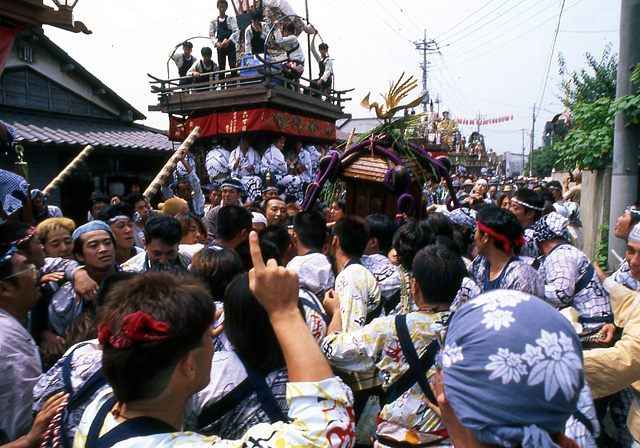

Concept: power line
[[442, 0, 527, 49], [323, 0, 418, 72], [388, 0, 425, 36], [535, 0, 566, 120], [432, 53, 477, 114], [438, 0, 512, 45], [559, 29, 618, 33], [443, 0, 584, 68], [442, 0, 559, 62], [434, 0, 495, 41]]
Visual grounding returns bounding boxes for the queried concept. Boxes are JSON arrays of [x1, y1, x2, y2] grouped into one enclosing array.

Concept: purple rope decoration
[[396, 193, 415, 226], [384, 167, 411, 196], [407, 141, 461, 210], [301, 151, 341, 211], [301, 135, 460, 213]]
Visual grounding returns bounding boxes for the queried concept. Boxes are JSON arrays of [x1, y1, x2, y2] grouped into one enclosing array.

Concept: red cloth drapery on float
[[168, 107, 336, 141], [0, 25, 24, 75]]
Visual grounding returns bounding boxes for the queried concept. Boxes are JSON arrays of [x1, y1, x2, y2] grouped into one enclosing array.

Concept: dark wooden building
[[0, 29, 173, 224]]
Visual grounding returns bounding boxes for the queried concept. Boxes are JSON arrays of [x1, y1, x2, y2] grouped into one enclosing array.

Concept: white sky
[[44, 0, 621, 155]]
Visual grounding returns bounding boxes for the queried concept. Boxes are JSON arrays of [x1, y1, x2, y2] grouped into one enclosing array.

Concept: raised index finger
[[249, 231, 266, 270]]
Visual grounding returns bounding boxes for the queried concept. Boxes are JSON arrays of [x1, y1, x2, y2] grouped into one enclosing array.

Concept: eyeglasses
[[0, 264, 37, 281]]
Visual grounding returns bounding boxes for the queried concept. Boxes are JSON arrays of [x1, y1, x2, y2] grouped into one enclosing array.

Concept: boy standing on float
[[209, 0, 238, 80]]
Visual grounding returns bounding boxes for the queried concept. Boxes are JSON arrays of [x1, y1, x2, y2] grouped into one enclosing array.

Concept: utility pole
[[608, 0, 640, 270], [522, 129, 525, 175], [414, 30, 438, 111], [475, 112, 486, 134], [530, 104, 535, 177]]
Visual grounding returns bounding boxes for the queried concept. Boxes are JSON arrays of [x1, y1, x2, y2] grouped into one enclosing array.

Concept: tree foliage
[[554, 47, 640, 170], [527, 145, 561, 178], [555, 98, 616, 170], [558, 46, 617, 108]]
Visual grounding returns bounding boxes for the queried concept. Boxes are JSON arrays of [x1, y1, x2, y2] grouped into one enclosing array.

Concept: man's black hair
[[333, 198, 346, 213], [284, 195, 298, 205], [224, 273, 285, 375], [284, 22, 296, 35], [293, 210, 326, 251], [477, 206, 523, 253], [332, 215, 369, 259], [201, 47, 213, 57], [215, 205, 252, 243], [365, 214, 397, 254], [144, 215, 182, 246], [182, 41, 193, 48], [0, 222, 33, 253], [392, 215, 454, 271], [250, 9, 263, 21], [259, 225, 291, 262], [88, 194, 109, 208], [536, 186, 554, 205], [547, 180, 562, 191], [424, 212, 454, 241], [412, 244, 466, 305], [631, 201, 640, 227], [258, 240, 282, 266], [318, 42, 329, 50], [514, 188, 544, 222], [125, 193, 146, 206], [392, 219, 431, 271], [96, 202, 135, 223]]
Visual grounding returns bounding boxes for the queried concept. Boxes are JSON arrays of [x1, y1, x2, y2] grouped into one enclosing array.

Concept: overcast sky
[[45, 0, 621, 155]]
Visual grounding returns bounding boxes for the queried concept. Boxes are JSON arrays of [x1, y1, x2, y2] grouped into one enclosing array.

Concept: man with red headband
[[468, 206, 543, 297], [509, 188, 545, 258]]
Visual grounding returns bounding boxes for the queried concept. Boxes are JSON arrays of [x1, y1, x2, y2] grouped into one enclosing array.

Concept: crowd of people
[[4, 143, 640, 448]]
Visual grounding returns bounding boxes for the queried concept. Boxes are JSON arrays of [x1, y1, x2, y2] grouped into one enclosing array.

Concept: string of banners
[[460, 115, 514, 126]]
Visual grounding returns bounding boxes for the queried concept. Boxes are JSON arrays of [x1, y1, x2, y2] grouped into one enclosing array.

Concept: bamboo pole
[[42, 144, 94, 198], [143, 126, 201, 201], [345, 127, 356, 149]]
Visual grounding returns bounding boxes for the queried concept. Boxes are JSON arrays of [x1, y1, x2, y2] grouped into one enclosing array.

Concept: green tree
[[527, 145, 558, 178], [559, 46, 617, 108], [554, 48, 640, 170]]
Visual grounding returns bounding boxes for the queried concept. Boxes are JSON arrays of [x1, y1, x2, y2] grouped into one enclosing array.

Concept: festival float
[[149, 0, 351, 181], [301, 74, 459, 221]]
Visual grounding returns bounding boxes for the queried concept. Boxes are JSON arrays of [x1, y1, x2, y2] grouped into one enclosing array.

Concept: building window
[[18, 44, 34, 63]]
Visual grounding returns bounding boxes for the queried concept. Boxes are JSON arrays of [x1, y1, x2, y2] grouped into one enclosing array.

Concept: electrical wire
[[440, 0, 527, 49], [442, 0, 559, 62], [388, 0, 425, 36], [324, 0, 419, 69], [443, 0, 584, 68], [535, 0, 566, 120], [434, 0, 495, 41]]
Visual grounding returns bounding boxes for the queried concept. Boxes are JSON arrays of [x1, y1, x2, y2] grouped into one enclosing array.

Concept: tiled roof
[[338, 117, 383, 135], [1, 109, 171, 151]]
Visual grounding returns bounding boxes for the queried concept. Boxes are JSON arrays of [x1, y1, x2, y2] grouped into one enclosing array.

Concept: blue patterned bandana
[[440, 290, 583, 448], [447, 207, 477, 235], [629, 222, 640, 243], [72, 221, 114, 244], [534, 212, 571, 243]]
